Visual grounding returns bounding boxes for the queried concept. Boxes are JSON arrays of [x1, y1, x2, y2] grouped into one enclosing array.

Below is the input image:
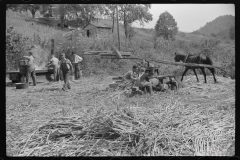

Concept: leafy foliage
[[118, 4, 153, 39], [104, 4, 117, 33], [7, 4, 51, 18], [53, 4, 107, 27], [6, 4, 20, 11], [154, 11, 178, 40], [20, 4, 41, 18], [229, 26, 235, 40], [6, 26, 32, 71]]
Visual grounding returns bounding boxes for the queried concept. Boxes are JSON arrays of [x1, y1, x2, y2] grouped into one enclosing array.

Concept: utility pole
[[51, 39, 54, 55], [116, 4, 121, 51]]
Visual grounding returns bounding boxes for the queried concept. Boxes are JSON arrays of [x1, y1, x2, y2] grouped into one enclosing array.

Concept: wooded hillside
[[192, 15, 235, 39]]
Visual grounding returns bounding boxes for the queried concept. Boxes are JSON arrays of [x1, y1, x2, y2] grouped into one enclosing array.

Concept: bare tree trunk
[[60, 15, 64, 28], [75, 12, 80, 26], [112, 10, 115, 33], [49, 6, 53, 17], [116, 5, 121, 51], [123, 11, 128, 39], [30, 9, 36, 18]]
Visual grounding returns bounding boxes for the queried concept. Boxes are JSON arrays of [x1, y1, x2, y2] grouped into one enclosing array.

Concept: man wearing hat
[[70, 51, 83, 80], [59, 53, 73, 91], [23, 52, 36, 86]]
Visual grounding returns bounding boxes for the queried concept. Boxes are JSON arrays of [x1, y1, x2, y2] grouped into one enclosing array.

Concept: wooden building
[[83, 22, 111, 38]]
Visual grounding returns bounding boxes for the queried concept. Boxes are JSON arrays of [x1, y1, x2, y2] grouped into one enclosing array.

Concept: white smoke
[[30, 45, 51, 70]]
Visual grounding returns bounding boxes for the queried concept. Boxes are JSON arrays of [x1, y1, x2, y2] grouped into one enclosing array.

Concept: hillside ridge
[[193, 15, 234, 37]]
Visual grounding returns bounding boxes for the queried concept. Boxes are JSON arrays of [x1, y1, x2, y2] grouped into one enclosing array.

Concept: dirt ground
[[6, 75, 235, 156]]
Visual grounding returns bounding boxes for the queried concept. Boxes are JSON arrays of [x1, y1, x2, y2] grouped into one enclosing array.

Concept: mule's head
[[174, 52, 182, 62]]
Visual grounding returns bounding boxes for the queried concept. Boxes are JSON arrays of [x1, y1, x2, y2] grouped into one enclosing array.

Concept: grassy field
[[6, 10, 235, 156]]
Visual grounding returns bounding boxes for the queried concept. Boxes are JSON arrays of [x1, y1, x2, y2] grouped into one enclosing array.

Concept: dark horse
[[174, 52, 217, 83]]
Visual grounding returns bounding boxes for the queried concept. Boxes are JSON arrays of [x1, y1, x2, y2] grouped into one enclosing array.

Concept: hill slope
[[193, 15, 234, 38]]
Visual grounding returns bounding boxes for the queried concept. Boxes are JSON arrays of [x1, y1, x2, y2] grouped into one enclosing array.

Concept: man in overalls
[[23, 52, 36, 86], [70, 51, 83, 80], [59, 53, 73, 91]]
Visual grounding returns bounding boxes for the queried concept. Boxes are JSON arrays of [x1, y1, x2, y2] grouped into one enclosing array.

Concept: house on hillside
[[83, 22, 111, 38]]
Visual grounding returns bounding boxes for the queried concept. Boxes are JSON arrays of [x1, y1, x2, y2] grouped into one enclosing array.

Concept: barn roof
[[83, 22, 111, 29]]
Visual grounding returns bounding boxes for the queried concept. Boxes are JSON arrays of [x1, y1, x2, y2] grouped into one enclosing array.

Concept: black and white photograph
[[6, 4, 235, 156]]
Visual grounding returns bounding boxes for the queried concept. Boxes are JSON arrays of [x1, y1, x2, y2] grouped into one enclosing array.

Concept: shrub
[[6, 26, 32, 71]]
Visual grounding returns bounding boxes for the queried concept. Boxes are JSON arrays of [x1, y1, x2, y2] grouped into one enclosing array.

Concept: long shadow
[[6, 81, 45, 87], [24, 17, 71, 32]]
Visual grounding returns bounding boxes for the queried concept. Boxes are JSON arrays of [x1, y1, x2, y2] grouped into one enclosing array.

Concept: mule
[[174, 52, 217, 83]]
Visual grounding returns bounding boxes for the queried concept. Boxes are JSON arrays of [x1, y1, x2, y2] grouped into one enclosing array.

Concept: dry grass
[[6, 75, 235, 156]]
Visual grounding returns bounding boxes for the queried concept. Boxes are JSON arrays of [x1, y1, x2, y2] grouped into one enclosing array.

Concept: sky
[[132, 4, 235, 33]]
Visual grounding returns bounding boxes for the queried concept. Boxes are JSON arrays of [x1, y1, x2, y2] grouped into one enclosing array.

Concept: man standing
[[23, 52, 36, 86], [70, 51, 83, 80], [59, 53, 73, 91], [46, 54, 59, 82]]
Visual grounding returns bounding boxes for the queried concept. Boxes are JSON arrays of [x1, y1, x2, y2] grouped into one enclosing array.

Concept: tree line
[[7, 4, 179, 41], [6, 4, 181, 71]]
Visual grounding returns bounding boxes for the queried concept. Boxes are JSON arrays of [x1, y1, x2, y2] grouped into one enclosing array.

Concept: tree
[[6, 4, 20, 11], [78, 4, 106, 25], [20, 4, 42, 18], [118, 4, 153, 39], [154, 11, 178, 40], [53, 4, 107, 27], [12, 4, 50, 18], [105, 4, 116, 33], [6, 26, 31, 71], [39, 4, 53, 17], [229, 26, 235, 40], [58, 4, 69, 27]]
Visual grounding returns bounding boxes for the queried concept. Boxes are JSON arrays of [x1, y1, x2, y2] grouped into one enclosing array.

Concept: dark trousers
[[26, 68, 36, 86], [73, 63, 80, 79], [59, 69, 63, 81], [62, 71, 71, 90], [53, 67, 58, 81]]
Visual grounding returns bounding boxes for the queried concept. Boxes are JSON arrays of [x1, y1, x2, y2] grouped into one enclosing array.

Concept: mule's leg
[[192, 69, 199, 82], [200, 67, 207, 83], [208, 67, 217, 83], [181, 67, 190, 81]]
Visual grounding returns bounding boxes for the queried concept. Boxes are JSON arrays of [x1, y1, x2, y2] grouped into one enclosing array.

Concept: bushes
[[6, 26, 32, 71], [51, 31, 134, 77]]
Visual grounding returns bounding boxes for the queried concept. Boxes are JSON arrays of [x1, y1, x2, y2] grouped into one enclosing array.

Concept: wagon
[[6, 68, 55, 83]]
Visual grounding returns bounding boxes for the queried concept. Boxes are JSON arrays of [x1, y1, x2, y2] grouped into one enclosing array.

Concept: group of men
[[124, 62, 171, 94], [22, 51, 83, 91]]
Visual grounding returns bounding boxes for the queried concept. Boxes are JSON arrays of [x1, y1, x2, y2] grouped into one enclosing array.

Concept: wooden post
[[116, 5, 121, 51], [51, 39, 54, 55], [101, 57, 223, 70]]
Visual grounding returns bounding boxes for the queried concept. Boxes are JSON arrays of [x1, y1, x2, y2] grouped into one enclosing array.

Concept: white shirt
[[71, 54, 83, 63], [23, 55, 35, 69], [50, 57, 59, 67]]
